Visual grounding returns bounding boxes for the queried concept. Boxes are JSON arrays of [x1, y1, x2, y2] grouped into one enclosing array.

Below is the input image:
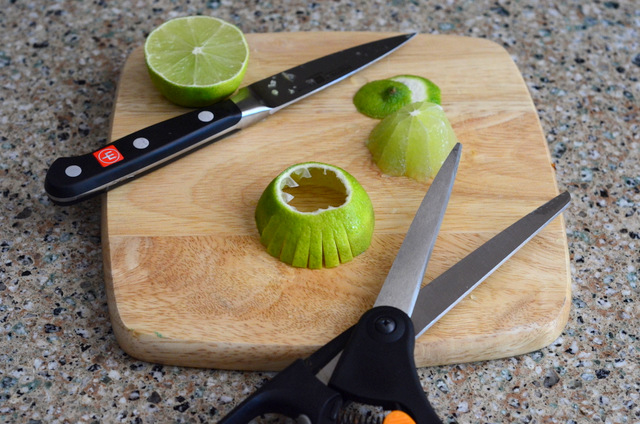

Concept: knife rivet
[[198, 111, 214, 122], [64, 165, 82, 178], [374, 316, 396, 334], [133, 137, 150, 149]]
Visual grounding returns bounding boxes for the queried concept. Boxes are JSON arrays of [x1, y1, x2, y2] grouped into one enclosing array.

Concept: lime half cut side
[[255, 163, 374, 269], [144, 16, 249, 107], [367, 101, 458, 181]]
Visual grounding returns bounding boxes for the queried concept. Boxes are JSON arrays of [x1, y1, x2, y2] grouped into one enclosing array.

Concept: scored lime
[[255, 163, 374, 269], [144, 16, 249, 107], [367, 101, 458, 181]]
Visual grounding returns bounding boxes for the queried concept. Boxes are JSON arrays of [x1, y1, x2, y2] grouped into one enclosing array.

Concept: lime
[[353, 75, 441, 119], [367, 101, 458, 181], [390, 75, 441, 105], [255, 163, 374, 269], [144, 16, 249, 107], [353, 80, 412, 119]]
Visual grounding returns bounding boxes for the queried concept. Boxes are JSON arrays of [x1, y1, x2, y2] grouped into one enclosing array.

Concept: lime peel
[[353, 74, 441, 119], [255, 162, 374, 269], [353, 80, 412, 119], [390, 75, 441, 105]]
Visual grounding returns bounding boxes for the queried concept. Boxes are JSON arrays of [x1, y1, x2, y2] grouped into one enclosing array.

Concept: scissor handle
[[218, 328, 354, 423], [329, 306, 442, 423], [218, 358, 343, 423]]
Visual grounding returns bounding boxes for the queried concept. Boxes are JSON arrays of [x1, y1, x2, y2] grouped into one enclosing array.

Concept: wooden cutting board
[[102, 32, 570, 371]]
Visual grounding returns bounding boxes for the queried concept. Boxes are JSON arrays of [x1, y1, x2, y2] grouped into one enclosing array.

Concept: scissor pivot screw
[[374, 316, 396, 334]]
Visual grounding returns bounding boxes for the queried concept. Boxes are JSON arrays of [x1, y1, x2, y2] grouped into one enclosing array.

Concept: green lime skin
[[255, 162, 374, 269], [353, 80, 412, 119], [367, 101, 458, 182], [391, 75, 441, 105]]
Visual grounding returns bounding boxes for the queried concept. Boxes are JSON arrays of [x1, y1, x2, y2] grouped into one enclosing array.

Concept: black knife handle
[[44, 99, 242, 205]]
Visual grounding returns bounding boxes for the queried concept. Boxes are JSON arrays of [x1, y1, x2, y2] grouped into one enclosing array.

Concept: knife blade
[[44, 33, 416, 205]]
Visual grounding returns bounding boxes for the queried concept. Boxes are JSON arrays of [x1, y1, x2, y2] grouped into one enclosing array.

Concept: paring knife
[[44, 33, 416, 205]]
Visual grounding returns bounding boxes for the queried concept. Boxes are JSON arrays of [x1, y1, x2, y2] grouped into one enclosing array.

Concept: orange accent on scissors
[[383, 410, 416, 424]]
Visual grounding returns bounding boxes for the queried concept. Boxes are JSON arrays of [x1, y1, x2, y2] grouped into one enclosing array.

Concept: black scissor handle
[[217, 308, 442, 423], [218, 359, 343, 423], [329, 306, 442, 423], [218, 328, 353, 423]]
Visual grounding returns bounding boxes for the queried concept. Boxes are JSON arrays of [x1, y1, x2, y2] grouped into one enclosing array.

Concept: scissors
[[219, 143, 571, 423]]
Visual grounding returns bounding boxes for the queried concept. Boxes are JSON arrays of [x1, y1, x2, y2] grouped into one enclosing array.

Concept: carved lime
[[255, 163, 374, 269]]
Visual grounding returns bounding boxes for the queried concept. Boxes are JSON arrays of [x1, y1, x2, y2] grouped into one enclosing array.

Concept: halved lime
[[255, 163, 374, 269], [353, 80, 412, 119], [367, 101, 458, 181], [144, 16, 249, 107]]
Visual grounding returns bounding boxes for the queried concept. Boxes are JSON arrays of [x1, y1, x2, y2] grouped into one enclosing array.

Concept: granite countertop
[[1, 1, 638, 423]]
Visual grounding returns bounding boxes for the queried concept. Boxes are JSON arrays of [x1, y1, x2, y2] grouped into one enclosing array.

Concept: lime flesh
[[144, 16, 249, 107], [367, 101, 458, 181], [255, 163, 374, 269]]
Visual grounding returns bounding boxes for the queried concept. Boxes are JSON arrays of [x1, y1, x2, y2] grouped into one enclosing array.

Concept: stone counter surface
[[0, 1, 638, 423]]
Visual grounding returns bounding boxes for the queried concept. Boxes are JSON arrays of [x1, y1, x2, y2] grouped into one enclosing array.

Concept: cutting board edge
[[102, 285, 572, 371], [417, 292, 571, 368], [102, 233, 572, 372], [103, 284, 571, 372]]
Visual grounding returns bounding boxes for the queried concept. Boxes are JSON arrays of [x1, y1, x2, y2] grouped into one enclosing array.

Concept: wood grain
[[102, 32, 570, 371]]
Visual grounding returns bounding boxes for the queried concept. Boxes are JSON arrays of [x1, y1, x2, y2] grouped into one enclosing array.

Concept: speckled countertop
[[1, 1, 638, 423]]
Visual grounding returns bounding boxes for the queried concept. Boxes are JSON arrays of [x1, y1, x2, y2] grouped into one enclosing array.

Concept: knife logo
[[93, 146, 124, 167]]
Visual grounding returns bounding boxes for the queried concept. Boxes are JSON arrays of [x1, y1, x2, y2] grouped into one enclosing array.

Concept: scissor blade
[[373, 143, 462, 316], [411, 191, 571, 338], [249, 33, 417, 112]]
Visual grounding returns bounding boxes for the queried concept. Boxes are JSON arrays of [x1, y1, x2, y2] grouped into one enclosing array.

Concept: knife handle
[[44, 99, 243, 205]]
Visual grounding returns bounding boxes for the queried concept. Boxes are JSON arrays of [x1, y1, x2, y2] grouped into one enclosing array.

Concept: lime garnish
[[353, 80, 412, 119], [144, 16, 249, 107], [367, 101, 458, 181], [255, 163, 374, 269]]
